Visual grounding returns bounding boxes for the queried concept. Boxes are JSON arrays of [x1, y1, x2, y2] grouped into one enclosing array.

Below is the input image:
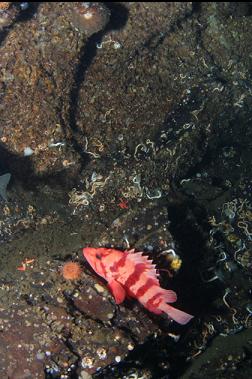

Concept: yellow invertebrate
[[170, 257, 182, 272]]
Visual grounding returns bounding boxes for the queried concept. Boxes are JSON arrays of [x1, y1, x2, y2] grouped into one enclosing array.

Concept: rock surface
[[0, 2, 251, 378]]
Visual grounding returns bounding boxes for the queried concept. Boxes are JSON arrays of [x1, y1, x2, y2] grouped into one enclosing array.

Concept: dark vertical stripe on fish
[[135, 278, 155, 298], [124, 263, 146, 289], [145, 292, 162, 308], [100, 261, 107, 277], [110, 254, 127, 273]]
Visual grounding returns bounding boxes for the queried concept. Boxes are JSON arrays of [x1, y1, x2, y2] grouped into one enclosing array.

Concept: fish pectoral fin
[[108, 279, 126, 304]]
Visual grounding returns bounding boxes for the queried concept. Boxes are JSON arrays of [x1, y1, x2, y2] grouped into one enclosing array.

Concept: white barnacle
[[127, 342, 134, 351], [48, 141, 65, 148], [97, 347, 107, 360], [113, 41, 121, 49], [23, 146, 34, 156], [81, 356, 94, 369]]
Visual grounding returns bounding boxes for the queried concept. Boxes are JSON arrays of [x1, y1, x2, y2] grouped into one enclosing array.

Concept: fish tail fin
[[160, 303, 194, 325], [160, 289, 177, 303]]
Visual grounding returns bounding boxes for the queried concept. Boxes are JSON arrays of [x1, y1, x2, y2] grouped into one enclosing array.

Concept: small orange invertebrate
[[17, 258, 35, 271], [62, 261, 82, 281], [17, 264, 26, 271], [0, 2, 11, 11], [118, 198, 128, 209]]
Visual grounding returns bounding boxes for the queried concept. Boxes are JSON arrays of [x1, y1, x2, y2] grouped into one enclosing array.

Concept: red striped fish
[[83, 247, 193, 325]]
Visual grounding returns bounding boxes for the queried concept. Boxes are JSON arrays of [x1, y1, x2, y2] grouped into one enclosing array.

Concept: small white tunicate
[[48, 141, 65, 148], [81, 356, 94, 369], [23, 147, 34, 156], [20, 2, 29, 11], [97, 347, 107, 360], [115, 356, 121, 363], [127, 342, 134, 351], [36, 352, 45, 360], [113, 42, 121, 49]]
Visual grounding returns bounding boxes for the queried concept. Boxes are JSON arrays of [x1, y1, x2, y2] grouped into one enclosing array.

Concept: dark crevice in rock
[[14, 2, 42, 24], [105, 3, 129, 32], [68, 33, 102, 134], [193, 5, 229, 84], [167, 200, 224, 312], [64, 4, 128, 170]]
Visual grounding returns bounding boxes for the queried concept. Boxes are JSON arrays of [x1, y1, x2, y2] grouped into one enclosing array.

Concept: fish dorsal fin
[[126, 250, 160, 284]]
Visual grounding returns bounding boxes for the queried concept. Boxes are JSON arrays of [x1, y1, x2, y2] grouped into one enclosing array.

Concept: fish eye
[[96, 253, 102, 260]]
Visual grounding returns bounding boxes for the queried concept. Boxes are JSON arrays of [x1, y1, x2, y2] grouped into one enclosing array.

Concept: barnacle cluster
[[69, 173, 110, 208], [134, 139, 156, 161], [208, 196, 252, 270], [121, 173, 162, 201], [121, 174, 143, 199], [198, 183, 252, 346]]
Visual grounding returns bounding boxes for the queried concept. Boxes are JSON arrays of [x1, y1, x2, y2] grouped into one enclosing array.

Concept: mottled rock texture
[[0, 2, 251, 378]]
